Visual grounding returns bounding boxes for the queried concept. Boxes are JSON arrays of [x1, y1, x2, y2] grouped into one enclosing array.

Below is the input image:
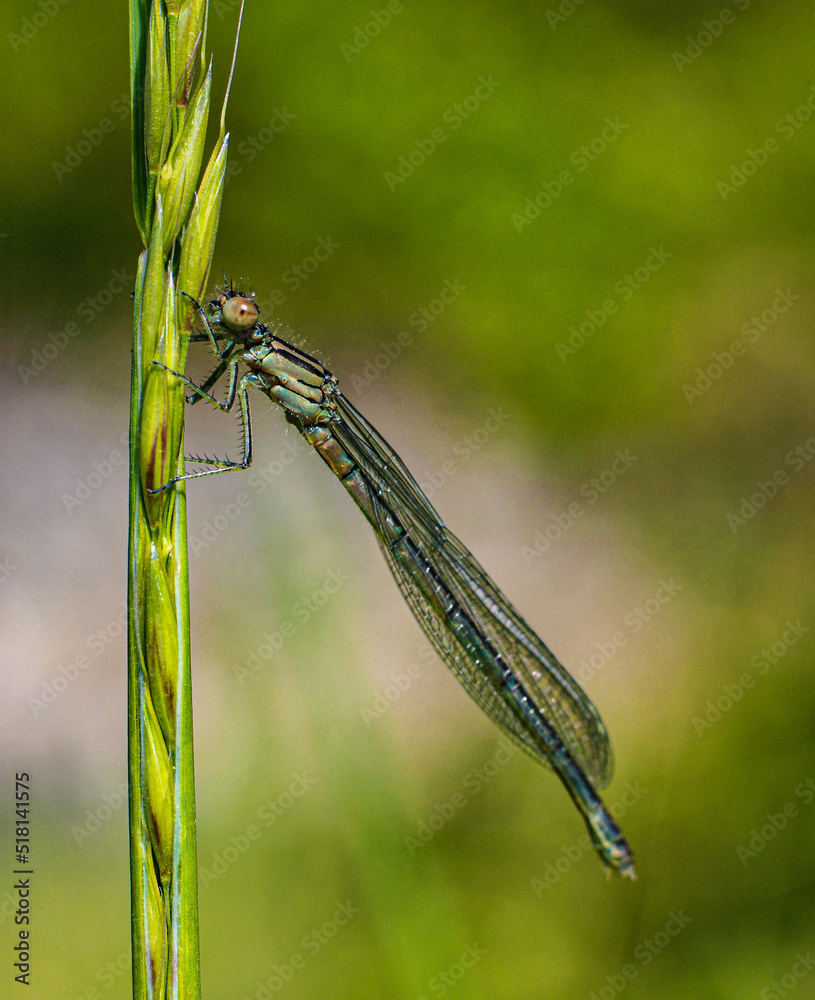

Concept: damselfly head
[[210, 288, 261, 334]]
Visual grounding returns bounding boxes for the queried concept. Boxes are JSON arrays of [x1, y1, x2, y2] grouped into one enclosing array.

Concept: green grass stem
[[127, 2, 241, 996]]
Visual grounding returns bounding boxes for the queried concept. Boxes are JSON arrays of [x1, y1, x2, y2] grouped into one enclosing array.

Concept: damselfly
[[153, 285, 637, 880]]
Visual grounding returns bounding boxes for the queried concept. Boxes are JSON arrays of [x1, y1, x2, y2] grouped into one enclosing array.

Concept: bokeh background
[[2, 1, 814, 997]]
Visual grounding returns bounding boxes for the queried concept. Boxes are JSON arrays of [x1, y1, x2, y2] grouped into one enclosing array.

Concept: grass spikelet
[[127, 2, 243, 996]]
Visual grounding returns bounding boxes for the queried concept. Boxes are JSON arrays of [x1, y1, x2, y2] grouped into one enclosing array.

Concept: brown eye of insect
[[222, 295, 260, 331]]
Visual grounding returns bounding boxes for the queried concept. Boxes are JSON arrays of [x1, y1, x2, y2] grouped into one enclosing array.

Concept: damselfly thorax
[[204, 286, 339, 426]]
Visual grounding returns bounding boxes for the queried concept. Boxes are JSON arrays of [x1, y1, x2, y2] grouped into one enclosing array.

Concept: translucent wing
[[332, 393, 614, 789]]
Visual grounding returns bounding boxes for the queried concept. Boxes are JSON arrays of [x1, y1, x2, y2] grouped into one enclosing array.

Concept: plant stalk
[[127, 2, 239, 996]]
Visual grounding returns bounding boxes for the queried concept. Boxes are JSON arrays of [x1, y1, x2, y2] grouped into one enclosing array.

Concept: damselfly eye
[[221, 295, 260, 331]]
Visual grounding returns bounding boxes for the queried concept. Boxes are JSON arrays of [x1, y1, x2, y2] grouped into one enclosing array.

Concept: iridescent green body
[[155, 287, 637, 880]]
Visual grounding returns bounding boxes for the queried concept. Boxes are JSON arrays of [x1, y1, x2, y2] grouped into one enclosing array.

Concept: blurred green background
[[2, 1, 814, 997]]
